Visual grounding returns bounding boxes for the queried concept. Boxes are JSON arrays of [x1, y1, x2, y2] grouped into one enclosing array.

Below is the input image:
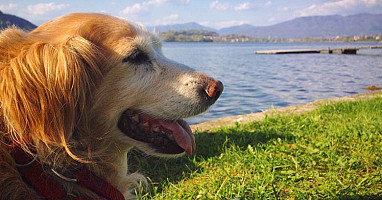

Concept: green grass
[[130, 97, 382, 199]]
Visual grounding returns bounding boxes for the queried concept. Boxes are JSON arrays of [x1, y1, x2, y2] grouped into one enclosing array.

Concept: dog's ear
[[0, 28, 103, 152]]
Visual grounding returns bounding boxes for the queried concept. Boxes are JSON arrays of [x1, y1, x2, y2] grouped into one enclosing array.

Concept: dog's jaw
[[117, 109, 195, 156]]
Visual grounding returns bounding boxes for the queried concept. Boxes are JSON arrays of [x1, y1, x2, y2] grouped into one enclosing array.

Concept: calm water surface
[[162, 42, 382, 124]]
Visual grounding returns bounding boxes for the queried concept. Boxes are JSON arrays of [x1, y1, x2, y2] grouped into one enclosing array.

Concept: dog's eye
[[122, 50, 150, 65]]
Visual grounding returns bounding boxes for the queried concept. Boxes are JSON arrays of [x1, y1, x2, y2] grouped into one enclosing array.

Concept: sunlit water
[[161, 42, 382, 124]]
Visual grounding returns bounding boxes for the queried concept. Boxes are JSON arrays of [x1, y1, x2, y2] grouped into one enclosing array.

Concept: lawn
[[130, 96, 382, 199]]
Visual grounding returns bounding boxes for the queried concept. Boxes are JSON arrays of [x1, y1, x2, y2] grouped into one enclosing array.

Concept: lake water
[[161, 42, 382, 124]]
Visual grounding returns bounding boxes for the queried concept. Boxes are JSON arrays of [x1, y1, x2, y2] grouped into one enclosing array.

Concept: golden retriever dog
[[0, 13, 223, 199]]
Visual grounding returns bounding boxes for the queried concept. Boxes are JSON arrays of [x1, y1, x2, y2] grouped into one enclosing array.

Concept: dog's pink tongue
[[159, 120, 195, 156]]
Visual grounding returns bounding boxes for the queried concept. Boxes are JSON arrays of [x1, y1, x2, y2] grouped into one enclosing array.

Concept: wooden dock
[[254, 46, 382, 55]]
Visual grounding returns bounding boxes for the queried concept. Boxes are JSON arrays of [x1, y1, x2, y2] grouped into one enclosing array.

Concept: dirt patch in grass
[[364, 85, 381, 90], [191, 91, 382, 132]]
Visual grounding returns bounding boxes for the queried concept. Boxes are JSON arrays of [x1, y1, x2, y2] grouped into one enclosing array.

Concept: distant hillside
[[0, 11, 36, 31], [221, 13, 382, 39], [153, 13, 382, 39], [160, 30, 218, 42], [218, 24, 254, 35], [147, 22, 215, 33]]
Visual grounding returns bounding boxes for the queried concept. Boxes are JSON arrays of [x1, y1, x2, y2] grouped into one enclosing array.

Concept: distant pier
[[254, 46, 382, 55]]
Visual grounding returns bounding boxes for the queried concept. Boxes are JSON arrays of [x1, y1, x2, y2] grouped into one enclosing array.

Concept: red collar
[[8, 142, 125, 200]]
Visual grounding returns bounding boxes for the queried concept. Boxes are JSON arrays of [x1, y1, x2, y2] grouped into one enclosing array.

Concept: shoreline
[[190, 91, 382, 132]]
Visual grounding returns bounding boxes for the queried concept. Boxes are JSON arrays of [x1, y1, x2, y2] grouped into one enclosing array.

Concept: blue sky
[[1, 0, 381, 29]]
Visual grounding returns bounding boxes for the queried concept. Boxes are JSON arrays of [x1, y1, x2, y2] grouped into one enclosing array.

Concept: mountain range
[[147, 22, 215, 33], [1, 11, 381, 39], [149, 13, 382, 39], [223, 13, 382, 39], [0, 11, 36, 30]]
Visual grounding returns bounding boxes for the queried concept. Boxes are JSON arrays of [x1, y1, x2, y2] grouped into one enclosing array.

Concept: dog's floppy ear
[[0, 28, 103, 155]]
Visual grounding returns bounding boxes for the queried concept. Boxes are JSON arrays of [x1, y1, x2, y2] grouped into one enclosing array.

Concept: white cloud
[[267, 17, 276, 22], [155, 13, 179, 25], [210, 1, 255, 11], [122, 0, 190, 26], [282, 7, 289, 12], [122, 0, 167, 15], [0, 2, 69, 25], [199, 21, 210, 27], [147, 0, 168, 6], [265, 1, 272, 6], [234, 3, 254, 11], [122, 0, 172, 15], [210, 0, 230, 11], [300, 0, 382, 16], [165, 13, 179, 20], [214, 20, 250, 29], [27, 2, 69, 16], [122, 3, 146, 15], [0, 3, 19, 12]]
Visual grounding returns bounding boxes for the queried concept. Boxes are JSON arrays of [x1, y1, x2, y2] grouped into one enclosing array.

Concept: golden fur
[[0, 13, 222, 199]]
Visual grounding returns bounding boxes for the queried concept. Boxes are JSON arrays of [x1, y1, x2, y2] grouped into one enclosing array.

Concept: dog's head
[[0, 13, 223, 160]]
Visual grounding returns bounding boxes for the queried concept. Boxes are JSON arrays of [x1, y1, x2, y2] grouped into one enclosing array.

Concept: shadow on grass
[[192, 126, 294, 160], [127, 124, 295, 194]]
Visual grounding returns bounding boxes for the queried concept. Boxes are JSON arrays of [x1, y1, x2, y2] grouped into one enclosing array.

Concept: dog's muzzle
[[117, 75, 223, 156]]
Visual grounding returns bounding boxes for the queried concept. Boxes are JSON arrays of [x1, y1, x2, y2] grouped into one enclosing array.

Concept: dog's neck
[[8, 141, 129, 199]]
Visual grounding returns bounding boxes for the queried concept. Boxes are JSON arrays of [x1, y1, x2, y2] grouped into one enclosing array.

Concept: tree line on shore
[[159, 30, 382, 43]]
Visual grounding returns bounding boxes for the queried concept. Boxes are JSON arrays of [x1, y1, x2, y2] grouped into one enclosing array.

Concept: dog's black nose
[[204, 78, 224, 100]]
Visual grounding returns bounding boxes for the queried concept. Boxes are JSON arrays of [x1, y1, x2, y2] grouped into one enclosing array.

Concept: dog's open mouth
[[117, 110, 195, 156]]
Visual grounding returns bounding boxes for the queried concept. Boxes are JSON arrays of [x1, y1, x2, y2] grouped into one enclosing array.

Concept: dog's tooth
[[167, 134, 174, 140], [153, 127, 160, 132], [141, 122, 150, 130], [131, 115, 140, 123]]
